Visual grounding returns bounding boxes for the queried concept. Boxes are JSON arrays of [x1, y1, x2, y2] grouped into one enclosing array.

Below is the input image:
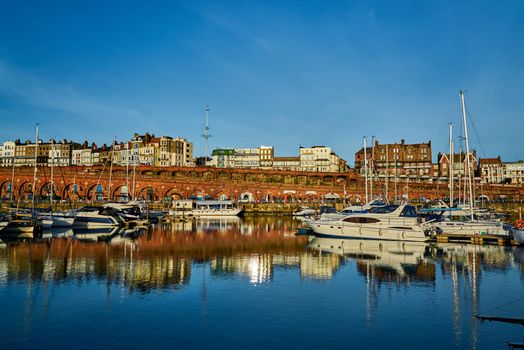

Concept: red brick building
[[354, 139, 432, 181]]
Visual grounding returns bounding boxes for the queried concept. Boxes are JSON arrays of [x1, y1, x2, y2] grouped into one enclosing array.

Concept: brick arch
[[186, 188, 212, 200], [282, 193, 296, 203], [87, 183, 106, 200], [110, 183, 129, 199], [36, 181, 61, 197], [211, 189, 232, 200], [18, 181, 33, 198], [163, 187, 185, 199], [137, 185, 161, 201], [62, 182, 84, 199], [238, 191, 255, 202], [0, 180, 12, 198]]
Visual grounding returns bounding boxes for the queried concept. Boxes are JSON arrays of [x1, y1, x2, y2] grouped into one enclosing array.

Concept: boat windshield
[[319, 207, 337, 214], [77, 206, 101, 212], [399, 205, 418, 218], [368, 205, 398, 214]]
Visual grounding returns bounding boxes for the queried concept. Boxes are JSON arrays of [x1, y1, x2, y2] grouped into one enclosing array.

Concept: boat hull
[[51, 216, 75, 227], [434, 222, 509, 237], [170, 209, 242, 217], [73, 216, 119, 228], [0, 225, 35, 239], [310, 222, 430, 242], [512, 228, 524, 244]]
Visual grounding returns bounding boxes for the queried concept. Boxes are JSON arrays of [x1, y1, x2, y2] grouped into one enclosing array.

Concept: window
[[369, 205, 398, 214], [343, 217, 381, 224]]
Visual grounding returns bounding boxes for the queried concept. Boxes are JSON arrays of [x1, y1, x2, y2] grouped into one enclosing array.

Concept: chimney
[[401, 139, 405, 145]]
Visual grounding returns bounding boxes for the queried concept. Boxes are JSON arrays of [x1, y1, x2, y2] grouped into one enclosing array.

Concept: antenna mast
[[202, 105, 212, 166]]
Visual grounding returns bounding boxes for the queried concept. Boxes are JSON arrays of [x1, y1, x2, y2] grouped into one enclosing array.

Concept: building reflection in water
[[0, 216, 523, 347], [0, 216, 307, 293]]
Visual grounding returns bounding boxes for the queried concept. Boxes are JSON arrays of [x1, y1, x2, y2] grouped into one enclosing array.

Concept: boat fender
[[516, 220, 524, 230], [435, 227, 443, 235]]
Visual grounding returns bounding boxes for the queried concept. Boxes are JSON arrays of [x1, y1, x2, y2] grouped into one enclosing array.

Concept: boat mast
[[10, 152, 15, 203], [449, 122, 454, 207], [370, 136, 375, 201], [460, 90, 474, 220], [108, 136, 115, 201], [385, 144, 389, 204], [458, 146, 462, 206], [50, 142, 54, 213], [363, 137, 368, 203], [31, 123, 39, 212], [394, 155, 397, 203], [126, 142, 129, 201], [132, 146, 137, 200]]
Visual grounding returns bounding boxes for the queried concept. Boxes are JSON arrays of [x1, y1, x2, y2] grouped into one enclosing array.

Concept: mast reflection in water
[[0, 216, 523, 349]]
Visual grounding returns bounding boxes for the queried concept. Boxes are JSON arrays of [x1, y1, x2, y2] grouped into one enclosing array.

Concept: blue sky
[[0, 0, 523, 165]]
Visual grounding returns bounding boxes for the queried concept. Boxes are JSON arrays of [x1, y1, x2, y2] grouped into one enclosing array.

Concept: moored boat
[[73, 206, 123, 228], [292, 206, 316, 217], [320, 199, 386, 220], [170, 200, 242, 217], [309, 204, 434, 242], [512, 220, 524, 245], [0, 215, 39, 239]]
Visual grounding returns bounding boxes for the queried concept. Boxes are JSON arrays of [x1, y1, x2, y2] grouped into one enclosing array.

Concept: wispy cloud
[[0, 60, 146, 124], [178, 3, 279, 54]]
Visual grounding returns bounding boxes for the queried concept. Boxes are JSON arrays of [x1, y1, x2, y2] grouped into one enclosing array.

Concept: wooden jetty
[[436, 233, 517, 246]]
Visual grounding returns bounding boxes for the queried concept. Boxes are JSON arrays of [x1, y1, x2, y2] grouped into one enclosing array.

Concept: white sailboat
[[432, 91, 509, 237]]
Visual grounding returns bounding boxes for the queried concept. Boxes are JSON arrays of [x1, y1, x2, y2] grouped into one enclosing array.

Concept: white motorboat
[[73, 206, 123, 228], [320, 199, 386, 220], [309, 204, 433, 242], [512, 227, 524, 245], [35, 212, 75, 228], [0, 216, 38, 239], [51, 214, 75, 227], [104, 202, 142, 221], [292, 206, 316, 217], [170, 200, 242, 217]]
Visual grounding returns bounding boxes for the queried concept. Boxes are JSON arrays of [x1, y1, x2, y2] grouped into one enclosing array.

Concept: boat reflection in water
[[307, 237, 435, 282], [0, 217, 523, 349]]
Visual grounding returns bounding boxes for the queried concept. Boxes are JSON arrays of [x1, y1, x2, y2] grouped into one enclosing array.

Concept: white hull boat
[[293, 207, 316, 217], [170, 200, 242, 217], [512, 228, 524, 244], [73, 206, 122, 228], [51, 215, 75, 227], [309, 205, 433, 242], [434, 220, 509, 237], [320, 199, 386, 220]]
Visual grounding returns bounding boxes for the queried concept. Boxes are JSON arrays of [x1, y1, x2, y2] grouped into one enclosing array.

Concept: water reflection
[[0, 216, 523, 349], [1, 218, 523, 291], [0, 217, 307, 292]]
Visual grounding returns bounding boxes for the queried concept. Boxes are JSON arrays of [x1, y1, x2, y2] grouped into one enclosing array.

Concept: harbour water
[[0, 216, 523, 349]]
